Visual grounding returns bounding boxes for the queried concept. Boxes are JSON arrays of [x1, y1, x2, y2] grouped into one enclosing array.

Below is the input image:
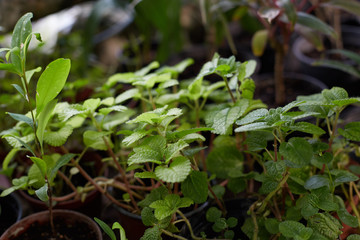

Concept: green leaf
[[138, 186, 168, 208], [208, 105, 245, 135], [128, 136, 166, 165], [113, 222, 127, 240], [11, 12, 33, 48], [25, 67, 42, 84], [141, 207, 157, 227], [122, 129, 153, 147], [251, 29, 268, 56], [297, 12, 336, 38], [348, 235, 360, 240], [325, 0, 360, 16], [140, 226, 161, 240], [150, 194, 193, 220], [258, 7, 280, 23], [264, 218, 279, 234], [36, 58, 71, 117], [206, 146, 243, 179], [83, 130, 112, 150], [83, 98, 101, 113], [2, 134, 36, 156], [49, 153, 75, 182], [338, 122, 360, 141], [304, 175, 330, 190], [279, 220, 313, 239], [286, 122, 326, 135], [236, 108, 268, 125], [155, 156, 191, 183], [181, 171, 208, 204], [37, 99, 57, 153], [2, 148, 19, 170], [7, 112, 34, 130], [337, 208, 359, 228], [44, 125, 73, 147], [94, 217, 116, 240], [213, 218, 228, 232], [313, 59, 360, 78], [164, 140, 189, 163], [206, 207, 222, 223], [35, 184, 49, 202], [188, 77, 203, 100], [30, 157, 47, 177], [308, 213, 342, 239], [279, 137, 313, 168], [227, 217, 238, 228], [331, 169, 359, 184], [11, 84, 26, 99], [115, 88, 141, 104], [322, 87, 348, 101], [235, 122, 271, 132]]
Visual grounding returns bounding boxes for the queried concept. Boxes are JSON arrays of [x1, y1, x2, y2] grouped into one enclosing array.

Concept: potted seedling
[[231, 86, 360, 239], [0, 13, 102, 239]]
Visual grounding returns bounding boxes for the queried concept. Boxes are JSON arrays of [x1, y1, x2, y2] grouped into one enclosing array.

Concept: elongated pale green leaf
[[35, 184, 49, 202], [134, 172, 158, 180], [25, 67, 42, 84], [30, 157, 47, 177], [297, 12, 336, 38], [36, 58, 71, 116], [2, 148, 20, 170], [279, 137, 313, 168], [155, 156, 191, 183], [115, 88, 140, 104], [49, 153, 76, 181], [112, 222, 127, 240], [7, 112, 34, 130], [11, 13, 33, 60], [0, 63, 19, 74], [325, 0, 360, 16], [313, 59, 360, 78], [94, 217, 116, 240], [235, 122, 271, 132], [252, 29, 268, 56], [338, 122, 360, 141], [11, 84, 25, 99], [37, 99, 57, 153], [2, 134, 35, 156], [167, 127, 213, 140], [181, 171, 208, 204]]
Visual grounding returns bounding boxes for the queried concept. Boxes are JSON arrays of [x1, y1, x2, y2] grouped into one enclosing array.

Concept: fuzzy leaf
[[181, 171, 208, 204], [304, 175, 330, 190], [236, 108, 268, 125], [36, 59, 70, 116], [44, 125, 73, 147], [83, 130, 112, 150], [338, 122, 360, 141], [286, 122, 326, 135], [206, 146, 243, 179], [337, 208, 359, 228], [140, 226, 161, 240], [279, 220, 313, 240], [188, 77, 203, 100], [122, 129, 153, 147], [128, 136, 166, 165], [264, 218, 279, 234], [150, 194, 193, 220], [209, 105, 244, 135], [308, 213, 342, 239], [164, 140, 189, 163], [206, 207, 222, 223], [279, 137, 313, 168], [155, 156, 191, 183], [141, 207, 157, 227]]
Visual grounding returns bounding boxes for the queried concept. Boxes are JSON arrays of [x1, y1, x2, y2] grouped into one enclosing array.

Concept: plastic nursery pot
[[0, 209, 102, 240], [291, 25, 360, 94], [253, 72, 328, 108], [0, 190, 22, 235], [101, 201, 210, 240]]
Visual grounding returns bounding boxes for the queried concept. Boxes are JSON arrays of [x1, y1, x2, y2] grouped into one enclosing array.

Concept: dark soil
[[0, 196, 21, 234], [11, 216, 98, 240]]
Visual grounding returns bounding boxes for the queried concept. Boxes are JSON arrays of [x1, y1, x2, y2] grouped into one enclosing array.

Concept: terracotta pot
[[0, 209, 102, 240], [0, 190, 22, 235]]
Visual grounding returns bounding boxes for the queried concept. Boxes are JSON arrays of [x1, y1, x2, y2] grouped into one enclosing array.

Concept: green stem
[[257, 172, 290, 213], [147, 88, 156, 110], [176, 210, 202, 240], [222, 76, 236, 103]]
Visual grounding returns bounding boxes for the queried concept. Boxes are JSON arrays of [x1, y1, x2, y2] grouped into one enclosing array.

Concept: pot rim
[[0, 209, 102, 240]]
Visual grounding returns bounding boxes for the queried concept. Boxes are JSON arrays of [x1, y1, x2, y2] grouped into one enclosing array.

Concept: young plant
[[94, 217, 127, 240], [234, 87, 360, 239], [0, 13, 73, 236]]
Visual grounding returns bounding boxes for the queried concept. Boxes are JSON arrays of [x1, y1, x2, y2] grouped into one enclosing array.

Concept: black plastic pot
[[0, 209, 102, 240], [0, 191, 22, 235], [253, 72, 328, 108], [291, 25, 360, 94]]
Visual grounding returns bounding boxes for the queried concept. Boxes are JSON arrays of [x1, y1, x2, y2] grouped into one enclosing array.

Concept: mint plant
[[94, 217, 127, 240], [232, 87, 360, 239]]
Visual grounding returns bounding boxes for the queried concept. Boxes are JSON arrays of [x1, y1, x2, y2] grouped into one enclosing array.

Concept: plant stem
[[46, 177, 56, 237], [176, 210, 202, 240], [222, 76, 236, 103], [257, 172, 289, 213]]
